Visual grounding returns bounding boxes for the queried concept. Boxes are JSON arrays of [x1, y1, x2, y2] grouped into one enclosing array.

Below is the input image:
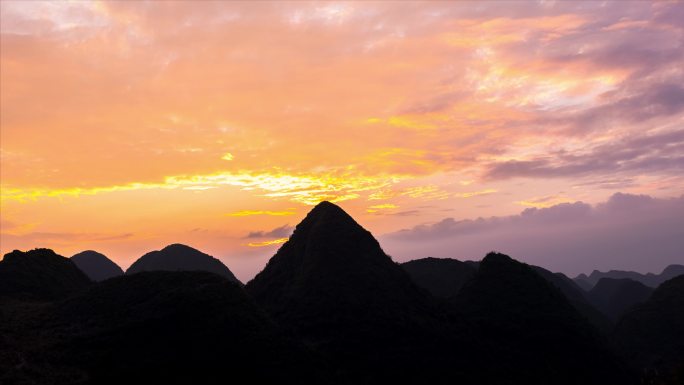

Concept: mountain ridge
[[127, 243, 240, 284], [575, 264, 684, 289], [71, 250, 124, 282]]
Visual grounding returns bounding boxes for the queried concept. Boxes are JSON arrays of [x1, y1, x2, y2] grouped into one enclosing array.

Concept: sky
[[1, 1, 683, 281]]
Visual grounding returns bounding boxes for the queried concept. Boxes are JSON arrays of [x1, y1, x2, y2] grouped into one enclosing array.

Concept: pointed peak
[[293, 200, 358, 234], [308, 200, 349, 217], [314, 200, 337, 208]]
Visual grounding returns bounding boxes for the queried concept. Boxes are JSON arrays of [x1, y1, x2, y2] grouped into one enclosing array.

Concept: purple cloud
[[245, 224, 293, 239], [484, 129, 684, 180], [381, 193, 684, 276]]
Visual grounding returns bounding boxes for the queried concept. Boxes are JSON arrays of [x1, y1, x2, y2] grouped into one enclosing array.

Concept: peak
[[285, 201, 360, 241], [477, 252, 535, 279], [246, 198, 426, 320], [0, 248, 91, 299], [161, 243, 198, 252], [4, 248, 60, 262], [72, 250, 107, 259], [127, 244, 240, 284], [314, 200, 337, 208], [481, 251, 515, 265], [307, 200, 350, 219], [662, 264, 684, 274], [71, 250, 123, 282]]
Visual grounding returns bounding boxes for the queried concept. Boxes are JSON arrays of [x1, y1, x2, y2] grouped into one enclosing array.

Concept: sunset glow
[[2, 1, 683, 280]]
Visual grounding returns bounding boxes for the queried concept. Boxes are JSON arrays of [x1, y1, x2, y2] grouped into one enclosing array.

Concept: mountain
[[127, 244, 240, 284], [0, 271, 329, 385], [614, 275, 684, 385], [531, 265, 613, 332], [401, 257, 476, 298], [574, 277, 593, 291], [575, 264, 684, 289], [401, 257, 611, 332], [246, 201, 480, 384], [0, 249, 91, 300], [587, 278, 653, 321], [71, 250, 124, 282], [452, 252, 631, 385]]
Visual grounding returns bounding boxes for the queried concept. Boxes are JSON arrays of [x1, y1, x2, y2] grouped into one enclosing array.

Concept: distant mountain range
[[587, 278, 653, 321], [1, 201, 682, 385], [575, 264, 684, 289], [614, 275, 684, 383]]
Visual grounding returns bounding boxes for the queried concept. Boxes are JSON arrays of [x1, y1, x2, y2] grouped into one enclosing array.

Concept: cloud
[[2, 0, 683, 202], [245, 224, 293, 239], [246, 238, 288, 248], [3, 1, 684, 278], [2, 231, 134, 245], [484, 129, 684, 180], [382, 193, 684, 275]]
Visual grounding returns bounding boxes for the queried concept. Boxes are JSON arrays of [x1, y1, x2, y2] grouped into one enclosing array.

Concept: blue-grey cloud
[[381, 193, 684, 276], [245, 224, 293, 239], [484, 129, 684, 180]]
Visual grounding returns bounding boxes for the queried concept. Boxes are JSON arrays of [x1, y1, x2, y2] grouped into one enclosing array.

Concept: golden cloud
[[246, 238, 289, 247]]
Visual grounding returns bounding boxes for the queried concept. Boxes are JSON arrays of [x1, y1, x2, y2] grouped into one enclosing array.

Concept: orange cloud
[[2, 1, 683, 279]]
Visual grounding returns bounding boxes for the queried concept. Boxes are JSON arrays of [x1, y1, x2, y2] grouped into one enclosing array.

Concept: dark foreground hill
[[0, 249, 91, 300], [246, 201, 481, 384], [531, 265, 613, 332], [402, 257, 612, 332], [247, 202, 632, 385], [71, 250, 124, 282], [453, 252, 632, 385], [0, 271, 329, 385], [127, 243, 240, 284], [0, 202, 650, 385], [614, 275, 684, 385], [588, 278, 653, 321]]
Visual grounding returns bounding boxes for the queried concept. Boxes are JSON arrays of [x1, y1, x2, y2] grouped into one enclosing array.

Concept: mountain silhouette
[[0, 249, 91, 300], [401, 257, 611, 332], [401, 257, 476, 298], [587, 278, 653, 321], [127, 243, 240, 284], [614, 275, 684, 385], [2, 207, 670, 385], [0, 271, 329, 385], [575, 264, 684, 289], [574, 276, 593, 291], [71, 250, 124, 282], [246, 201, 480, 384], [452, 252, 631, 385], [531, 265, 613, 332]]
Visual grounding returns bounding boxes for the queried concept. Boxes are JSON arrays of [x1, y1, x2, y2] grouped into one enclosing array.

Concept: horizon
[[1, 197, 682, 283], [1, 1, 683, 281]]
